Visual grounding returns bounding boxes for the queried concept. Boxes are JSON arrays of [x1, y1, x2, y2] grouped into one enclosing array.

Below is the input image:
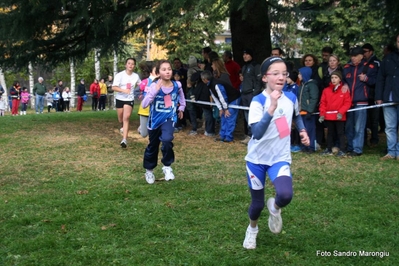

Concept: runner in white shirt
[[242, 57, 310, 249], [112, 58, 141, 148]]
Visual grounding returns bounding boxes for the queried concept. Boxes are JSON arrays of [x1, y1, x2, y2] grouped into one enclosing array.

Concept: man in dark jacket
[[241, 48, 261, 144], [191, 71, 216, 136], [76, 79, 86, 112], [362, 43, 381, 147], [343, 46, 378, 156], [376, 34, 399, 160], [201, 70, 241, 142]]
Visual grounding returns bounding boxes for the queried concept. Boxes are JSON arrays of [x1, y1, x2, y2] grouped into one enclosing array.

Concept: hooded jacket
[[319, 82, 352, 121], [298, 67, 319, 113]]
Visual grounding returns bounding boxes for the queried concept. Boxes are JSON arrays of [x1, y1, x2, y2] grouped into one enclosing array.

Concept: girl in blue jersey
[[141, 60, 186, 184], [242, 57, 310, 249]]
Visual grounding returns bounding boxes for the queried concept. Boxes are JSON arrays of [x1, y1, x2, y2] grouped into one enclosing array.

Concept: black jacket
[[77, 83, 86, 96], [375, 50, 399, 102], [241, 60, 262, 95], [207, 77, 240, 106]]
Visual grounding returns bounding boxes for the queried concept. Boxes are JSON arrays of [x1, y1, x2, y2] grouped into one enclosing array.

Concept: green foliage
[[153, 2, 226, 62], [296, 0, 390, 60]]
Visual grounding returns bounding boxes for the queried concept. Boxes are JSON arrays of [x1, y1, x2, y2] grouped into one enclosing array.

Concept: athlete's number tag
[[275, 116, 290, 139], [164, 94, 172, 108]]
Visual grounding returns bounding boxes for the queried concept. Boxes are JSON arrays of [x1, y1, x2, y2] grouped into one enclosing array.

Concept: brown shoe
[[380, 154, 395, 160]]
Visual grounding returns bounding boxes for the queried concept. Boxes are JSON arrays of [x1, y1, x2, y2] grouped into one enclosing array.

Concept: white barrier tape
[[186, 99, 399, 113], [186, 99, 249, 110]]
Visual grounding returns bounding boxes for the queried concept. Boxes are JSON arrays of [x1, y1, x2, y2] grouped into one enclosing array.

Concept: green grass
[[0, 108, 398, 265]]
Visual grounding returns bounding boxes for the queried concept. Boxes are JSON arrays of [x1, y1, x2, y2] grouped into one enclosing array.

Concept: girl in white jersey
[[242, 57, 310, 249], [112, 58, 141, 148]]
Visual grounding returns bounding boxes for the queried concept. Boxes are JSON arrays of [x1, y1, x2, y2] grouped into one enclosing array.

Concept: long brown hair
[[211, 58, 229, 78]]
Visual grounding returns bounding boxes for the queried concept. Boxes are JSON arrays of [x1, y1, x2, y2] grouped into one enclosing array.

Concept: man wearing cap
[[76, 78, 86, 111], [241, 48, 261, 144], [376, 34, 399, 160], [33, 77, 46, 114], [343, 46, 378, 156], [362, 43, 381, 147]]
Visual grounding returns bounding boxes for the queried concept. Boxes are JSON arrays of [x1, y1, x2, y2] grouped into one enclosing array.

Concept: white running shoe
[[145, 170, 155, 184], [267, 197, 282, 234], [162, 166, 175, 181], [120, 127, 123, 134], [120, 139, 127, 148], [243, 227, 258, 249]]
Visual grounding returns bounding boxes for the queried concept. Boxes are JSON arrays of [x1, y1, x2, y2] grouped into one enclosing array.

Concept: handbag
[[82, 94, 88, 101]]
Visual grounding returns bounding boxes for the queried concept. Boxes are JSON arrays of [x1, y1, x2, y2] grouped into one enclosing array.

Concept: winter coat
[[319, 82, 352, 121], [343, 59, 378, 104], [376, 49, 399, 102]]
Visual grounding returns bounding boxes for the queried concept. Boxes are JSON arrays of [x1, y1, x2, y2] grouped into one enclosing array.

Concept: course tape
[[185, 99, 399, 113]]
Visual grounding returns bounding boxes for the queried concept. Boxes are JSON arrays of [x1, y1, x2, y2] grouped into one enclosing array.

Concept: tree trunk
[[95, 49, 101, 80], [113, 49, 118, 77], [0, 67, 7, 110], [70, 57, 76, 108], [230, 0, 271, 67], [28, 62, 34, 109]]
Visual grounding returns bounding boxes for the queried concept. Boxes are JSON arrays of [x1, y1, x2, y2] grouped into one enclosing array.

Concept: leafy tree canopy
[[294, 0, 397, 60], [0, 0, 271, 70]]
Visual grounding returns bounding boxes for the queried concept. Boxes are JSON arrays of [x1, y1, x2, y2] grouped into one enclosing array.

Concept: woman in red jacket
[[10, 81, 21, 116], [90, 79, 100, 111], [319, 71, 352, 156]]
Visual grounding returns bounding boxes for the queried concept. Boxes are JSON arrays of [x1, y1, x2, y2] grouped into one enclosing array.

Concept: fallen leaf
[[77, 190, 89, 195], [42, 219, 51, 223], [101, 226, 107, 230]]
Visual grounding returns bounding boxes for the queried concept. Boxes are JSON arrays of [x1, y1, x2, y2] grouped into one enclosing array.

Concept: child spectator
[[141, 60, 186, 184], [0, 95, 5, 116], [201, 70, 241, 142], [242, 56, 310, 249], [9, 81, 21, 116], [285, 70, 301, 152], [192, 71, 216, 136], [318, 71, 352, 156], [62, 87, 72, 112], [52, 87, 61, 112], [46, 89, 54, 112], [172, 70, 186, 132], [20, 87, 30, 115], [298, 67, 319, 152]]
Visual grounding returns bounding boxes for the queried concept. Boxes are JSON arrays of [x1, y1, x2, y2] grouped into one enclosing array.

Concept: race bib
[[164, 94, 172, 108], [275, 116, 290, 139]]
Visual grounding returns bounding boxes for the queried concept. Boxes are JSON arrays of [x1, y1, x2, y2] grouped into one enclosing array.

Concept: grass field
[[0, 107, 398, 266]]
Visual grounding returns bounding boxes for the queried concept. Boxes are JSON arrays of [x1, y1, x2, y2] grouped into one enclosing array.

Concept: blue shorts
[[246, 161, 291, 190]]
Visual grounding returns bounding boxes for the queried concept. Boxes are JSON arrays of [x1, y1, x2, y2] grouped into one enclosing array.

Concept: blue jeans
[[383, 105, 399, 156], [346, 105, 367, 154], [301, 115, 316, 151], [35, 94, 45, 113], [219, 97, 240, 141], [202, 107, 215, 134]]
